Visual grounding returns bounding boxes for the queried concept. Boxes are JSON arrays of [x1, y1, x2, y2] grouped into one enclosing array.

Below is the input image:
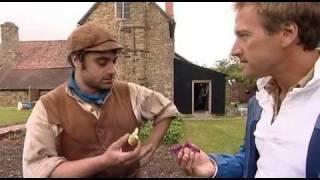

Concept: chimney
[[1, 22, 19, 48], [165, 2, 174, 18]]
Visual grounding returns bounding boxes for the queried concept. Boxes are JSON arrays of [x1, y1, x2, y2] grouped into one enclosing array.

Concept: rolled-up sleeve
[[128, 82, 179, 125], [22, 100, 66, 178]]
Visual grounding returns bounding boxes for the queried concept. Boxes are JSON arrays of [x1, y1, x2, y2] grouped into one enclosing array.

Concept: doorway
[[192, 80, 211, 114]]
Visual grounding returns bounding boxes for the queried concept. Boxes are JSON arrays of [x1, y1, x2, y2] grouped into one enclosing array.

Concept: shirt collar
[[257, 50, 320, 93]]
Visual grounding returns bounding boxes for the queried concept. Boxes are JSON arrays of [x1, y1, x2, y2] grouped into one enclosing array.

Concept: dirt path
[[0, 130, 24, 177], [0, 130, 190, 178]]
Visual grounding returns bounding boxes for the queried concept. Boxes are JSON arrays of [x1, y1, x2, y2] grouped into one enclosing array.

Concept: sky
[[0, 2, 236, 67]]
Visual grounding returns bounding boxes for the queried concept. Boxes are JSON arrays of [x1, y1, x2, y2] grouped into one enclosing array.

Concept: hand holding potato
[[170, 141, 216, 177]]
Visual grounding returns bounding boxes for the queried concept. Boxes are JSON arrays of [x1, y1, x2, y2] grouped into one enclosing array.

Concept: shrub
[[139, 116, 184, 145]]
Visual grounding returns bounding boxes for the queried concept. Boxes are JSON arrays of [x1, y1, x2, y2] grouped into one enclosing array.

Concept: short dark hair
[[67, 50, 87, 69]]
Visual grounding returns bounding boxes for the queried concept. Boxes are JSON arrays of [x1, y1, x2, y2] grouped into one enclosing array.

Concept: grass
[[0, 105, 245, 156], [0, 107, 31, 127], [181, 117, 245, 154]]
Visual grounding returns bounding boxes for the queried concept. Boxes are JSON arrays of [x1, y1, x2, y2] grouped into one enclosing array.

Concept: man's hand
[[49, 133, 153, 178], [173, 142, 216, 177], [100, 133, 153, 168]]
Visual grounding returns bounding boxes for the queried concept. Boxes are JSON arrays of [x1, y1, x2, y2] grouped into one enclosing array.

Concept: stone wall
[[0, 90, 54, 107], [83, 2, 147, 86], [145, 3, 174, 100], [82, 2, 174, 100], [0, 22, 19, 49], [0, 91, 28, 107], [40, 90, 50, 96], [226, 83, 254, 104], [0, 22, 21, 69]]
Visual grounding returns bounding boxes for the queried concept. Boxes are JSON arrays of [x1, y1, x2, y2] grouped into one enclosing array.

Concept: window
[[115, 2, 130, 19]]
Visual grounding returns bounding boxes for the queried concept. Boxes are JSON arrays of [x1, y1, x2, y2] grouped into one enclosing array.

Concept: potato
[[128, 127, 139, 147], [169, 143, 200, 156]]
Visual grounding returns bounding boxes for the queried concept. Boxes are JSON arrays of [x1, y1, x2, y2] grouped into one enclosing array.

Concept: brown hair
[[67, 49, 121, 69], [234, 2, 320, 50], [67, 51, 87, 69]]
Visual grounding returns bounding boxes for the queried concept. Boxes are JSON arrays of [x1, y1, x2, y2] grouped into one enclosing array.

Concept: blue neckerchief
[[67, 72, 108, 107]]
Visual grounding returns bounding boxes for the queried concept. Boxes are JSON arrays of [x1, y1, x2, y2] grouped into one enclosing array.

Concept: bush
[[139, 116, 184, 145]]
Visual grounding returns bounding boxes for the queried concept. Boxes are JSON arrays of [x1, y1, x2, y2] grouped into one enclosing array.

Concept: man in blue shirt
[[174, 2, 320, 178]]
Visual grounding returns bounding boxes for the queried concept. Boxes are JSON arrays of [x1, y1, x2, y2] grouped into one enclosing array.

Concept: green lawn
[[0, 107, 31, 127], [182, 117, 245, 154], [0, 105, 245, 156]]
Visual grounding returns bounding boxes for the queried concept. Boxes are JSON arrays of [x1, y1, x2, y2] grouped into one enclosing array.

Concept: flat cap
[[66, 22, 123, 54]]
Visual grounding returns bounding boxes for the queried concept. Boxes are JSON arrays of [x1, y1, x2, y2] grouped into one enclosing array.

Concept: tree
[[212, 56, 256, 88]]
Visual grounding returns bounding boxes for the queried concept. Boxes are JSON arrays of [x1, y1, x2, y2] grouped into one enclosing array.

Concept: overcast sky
[[0, 2, 236, 67]]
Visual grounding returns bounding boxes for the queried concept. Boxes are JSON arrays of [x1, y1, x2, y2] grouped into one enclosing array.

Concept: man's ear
[[71, 55, 81, 68], [280, 22, 299, 48]]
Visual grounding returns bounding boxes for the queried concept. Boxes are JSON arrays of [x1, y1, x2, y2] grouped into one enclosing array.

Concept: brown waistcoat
[[41, 81, 139, 177]]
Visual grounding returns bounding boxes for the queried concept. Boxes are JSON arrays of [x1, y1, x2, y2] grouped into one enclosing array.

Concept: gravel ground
[[0, 130, 190, 178]]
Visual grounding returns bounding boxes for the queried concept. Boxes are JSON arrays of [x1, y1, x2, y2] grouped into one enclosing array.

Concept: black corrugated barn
[[174, 53, 226, 115]]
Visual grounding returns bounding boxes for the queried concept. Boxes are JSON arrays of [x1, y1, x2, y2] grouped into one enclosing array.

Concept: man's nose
[[106, 62, 116, 75], [231, 39, 242, 57]]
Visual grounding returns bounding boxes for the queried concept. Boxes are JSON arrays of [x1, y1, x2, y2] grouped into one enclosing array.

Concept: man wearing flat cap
[[22, 23, 179, 178]]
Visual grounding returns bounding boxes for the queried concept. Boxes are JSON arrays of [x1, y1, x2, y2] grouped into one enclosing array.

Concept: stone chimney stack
[[165, 2, 174, 18], [1, 22, 19, 49]]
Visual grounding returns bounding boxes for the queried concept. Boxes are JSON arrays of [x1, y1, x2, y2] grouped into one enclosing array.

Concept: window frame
[[115, 2, 130, 19]]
